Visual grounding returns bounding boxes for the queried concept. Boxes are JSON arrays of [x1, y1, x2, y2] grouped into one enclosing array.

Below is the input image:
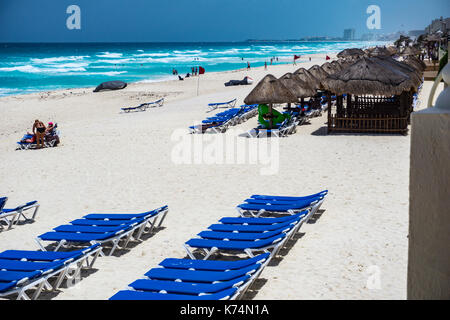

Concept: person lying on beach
[[32, 119, 46, 149]]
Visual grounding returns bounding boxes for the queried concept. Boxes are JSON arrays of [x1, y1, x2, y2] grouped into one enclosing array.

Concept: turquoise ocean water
[[0, 41, 389, 96]]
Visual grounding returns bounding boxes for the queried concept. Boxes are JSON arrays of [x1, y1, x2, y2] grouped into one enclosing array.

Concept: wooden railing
[[328, 114, 409, 134]]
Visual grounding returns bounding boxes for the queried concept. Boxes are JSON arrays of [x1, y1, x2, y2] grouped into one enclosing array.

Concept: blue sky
[[0, 0, 448, 42]]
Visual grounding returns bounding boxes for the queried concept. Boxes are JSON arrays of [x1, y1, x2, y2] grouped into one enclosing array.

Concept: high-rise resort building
[[343, 28, 356, 40]]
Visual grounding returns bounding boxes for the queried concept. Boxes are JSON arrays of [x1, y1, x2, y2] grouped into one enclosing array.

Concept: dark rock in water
[[93, 80, 127, 92]]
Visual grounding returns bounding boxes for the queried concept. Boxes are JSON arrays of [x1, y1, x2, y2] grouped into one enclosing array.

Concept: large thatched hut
[[321, 57, 420, 134], [403, 56, 426, 73]]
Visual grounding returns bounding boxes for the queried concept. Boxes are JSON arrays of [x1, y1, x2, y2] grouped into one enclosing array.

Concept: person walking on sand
[[247, 62, 250, 70], [264, 61, 267, 70], [32, 119, 46, 149]]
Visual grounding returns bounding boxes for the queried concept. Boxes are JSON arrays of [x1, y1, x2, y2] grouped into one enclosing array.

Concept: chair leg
[[203, 247, 217, 260], [156, 210, 168, 228], [35, 238, 47, 251], [183, 244, 196, 260]]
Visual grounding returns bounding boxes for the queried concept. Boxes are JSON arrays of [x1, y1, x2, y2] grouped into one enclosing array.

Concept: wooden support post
[[327, 92, 332, 134]]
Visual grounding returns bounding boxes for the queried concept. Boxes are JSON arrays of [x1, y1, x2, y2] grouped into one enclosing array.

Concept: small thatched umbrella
[[308, 65, 329, 83], [321, 57, 419, 96], [337, 48, 365, 59], [321, 61, 341, 76], [387, 46, 399, 56], [335, 59, 354, 71], [404, 56, 426, 72], [401, 46, 421, 56], [244, 74, 298, 128], [279, 73, 316, 99], [368, 46, 392, 57], [330, 60, 343, 72], [293, 67, 321, 90]]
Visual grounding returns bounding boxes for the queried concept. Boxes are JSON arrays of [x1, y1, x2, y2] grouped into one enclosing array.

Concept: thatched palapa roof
[[403, 56, 426, 72], [321, 57, 419, 96], [321, 61, 341, 75], [401, 46, 421, 56], [244, 74, 298, 105], [387, 46, 399, 56], [372, 56, 422, 86], [278, 73, 316, 98], [368, 46, 392, 57], [308, 65, 329, 81], [293, 67, 321, 89], [337, 48, 365, 59]]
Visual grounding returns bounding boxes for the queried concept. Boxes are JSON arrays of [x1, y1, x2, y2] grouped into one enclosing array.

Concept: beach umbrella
[[387, 46, 399, 56], [368, 46, 392, 57], [278, 73, 316, 99], [403, 56, 426, 72], [336, 48, 365, 59], [308, 65, 329, 82], [321, 57, 419, 96], [330, 60, 343, 72], [321, 61, 341, 76], [244, 74, 298, 129], [293, 67, 321, 89], [401, 46, 421, 56]]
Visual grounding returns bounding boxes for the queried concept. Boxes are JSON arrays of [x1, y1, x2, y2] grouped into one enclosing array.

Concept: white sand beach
[[0, 52, 444, 300]]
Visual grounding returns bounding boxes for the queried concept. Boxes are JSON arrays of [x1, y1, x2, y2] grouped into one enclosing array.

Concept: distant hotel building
[[343, 29, 355, 41], [425, 16, 450, 34]]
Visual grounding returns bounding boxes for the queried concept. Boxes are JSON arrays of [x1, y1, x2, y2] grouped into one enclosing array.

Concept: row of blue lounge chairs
[[190, 104, 258, 134], [1, 190, 327, 300], [0, 197, 40, 231], [0, 205, 169, 300], [110, 190, 327, 300], [121, 98, 165, 113]]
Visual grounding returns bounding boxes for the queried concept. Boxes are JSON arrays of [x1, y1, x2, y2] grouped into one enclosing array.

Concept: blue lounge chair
[[110, 287, 237, 300], [0, 244, 101, 300], [237, 191, 327, 218], [183, 212, 307, 260], [35, 206, 168, 256], [250, 190, 328, 202], [0, 197, 40, 231], [109, 253, 270, 300]]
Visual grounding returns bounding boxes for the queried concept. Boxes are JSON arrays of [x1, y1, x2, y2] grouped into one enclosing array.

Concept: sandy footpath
[[0, 52, 443, 300]]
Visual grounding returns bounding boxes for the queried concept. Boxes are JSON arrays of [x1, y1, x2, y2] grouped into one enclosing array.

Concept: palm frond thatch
[[401, 46, 421, 56], [403, 56, 426, 72], [373, 56, 422, 81], [308, 65, 329, 81], [293, 67, 321, 89], [322, 57, 419, 96], [321, 61, 341, 76], [368, 46, 392, 57], [336, 48, 365, 59], [278, 73, 316, 98], [244, 74, 299, 105]]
